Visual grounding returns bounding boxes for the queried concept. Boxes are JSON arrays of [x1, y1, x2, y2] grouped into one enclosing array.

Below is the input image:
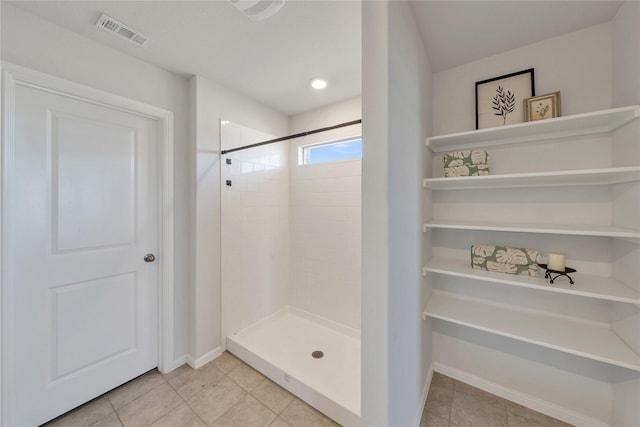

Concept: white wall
[[432, 22, 612, 135], [612, 1, 640, 109], [611, 2, 640, 426], [289, 97, 362, 330], [387, 2, 432, 425], [427, 11, 639, 426], [361, 1, 432, 425], [1, 3, 191, 365], [362, 2, 391, 423], [220, 122, 289, 340], [191, 75, 288, 363]]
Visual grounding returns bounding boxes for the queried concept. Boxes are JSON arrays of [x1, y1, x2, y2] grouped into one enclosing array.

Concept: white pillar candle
[[547, 253, 566, 272]]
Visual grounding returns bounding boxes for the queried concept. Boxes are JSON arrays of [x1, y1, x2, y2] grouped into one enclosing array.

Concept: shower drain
[[311, 350, 324, 359]]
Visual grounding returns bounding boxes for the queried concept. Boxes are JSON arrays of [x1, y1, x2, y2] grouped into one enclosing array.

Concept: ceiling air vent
[[95, 13, 150, 47]]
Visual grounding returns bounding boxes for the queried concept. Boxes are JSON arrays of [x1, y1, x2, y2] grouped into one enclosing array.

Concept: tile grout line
[[168, 362, 218, 427], [177, 374, 209, 427], [207, 366, 245, 426], [274, 395, 299, 426], [56, 357, 336, 427], [217, 362, 281, 426], [503, 398, 511, 427], [104, 394, 123, 427], [183, 400, 209, 427], [111, 373, 169, 410], [279, 396, 296, 419], [448, 379, 456, 425], [225, 356, 340, 425], [268, 415, 290, 427], [158, 370, 179, 421], [175, 360, 261, 427], [115, 375, 179, 427], [145, 386, 183, 427]]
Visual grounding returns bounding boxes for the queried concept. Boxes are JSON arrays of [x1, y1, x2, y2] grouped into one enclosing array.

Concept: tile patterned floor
[[45, 356, 573, 427], [419, 372, 573, 427], [43, 352, 339, 427]]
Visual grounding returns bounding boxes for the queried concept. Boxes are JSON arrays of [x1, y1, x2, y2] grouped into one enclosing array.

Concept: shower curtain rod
[[220, 119, 362, 155]]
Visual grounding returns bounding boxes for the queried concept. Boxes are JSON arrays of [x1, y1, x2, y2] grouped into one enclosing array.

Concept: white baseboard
[[433, 362, 609, 427], [413, 363, 434, 427], [188, 346, 222, 369], [162, 354, 189, 374]]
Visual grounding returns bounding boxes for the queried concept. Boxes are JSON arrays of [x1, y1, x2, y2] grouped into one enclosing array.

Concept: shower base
[[226, 306, 361, 426]]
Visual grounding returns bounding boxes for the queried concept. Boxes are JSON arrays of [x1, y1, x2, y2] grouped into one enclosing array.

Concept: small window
[[301, 138, 362, 165]]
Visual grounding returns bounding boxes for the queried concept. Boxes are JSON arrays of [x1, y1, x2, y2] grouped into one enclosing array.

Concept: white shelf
[[423, 291, 640, 372], [423, 219, 640, 239], [426, 105, 640, 152], [423, 167, 640, 190], [423, 257, 640, 304]]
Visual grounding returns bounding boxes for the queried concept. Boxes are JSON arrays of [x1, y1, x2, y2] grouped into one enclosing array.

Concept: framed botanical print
[[524, 92, 562, 122], [475, 69, 535, 129]]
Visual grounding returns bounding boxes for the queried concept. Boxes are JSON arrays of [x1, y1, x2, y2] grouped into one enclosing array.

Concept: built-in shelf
[[423, 291, 640, 372], [423, 107, 640, 379], [423, 257, 640, 304], [423, 167, 640, 190], [423, 220, 640, 239], [426, 105, 640, 152]]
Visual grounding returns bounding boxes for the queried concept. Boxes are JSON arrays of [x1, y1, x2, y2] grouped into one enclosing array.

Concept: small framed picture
[[475, 68, 535, 129], [524, 92, 562, 122]]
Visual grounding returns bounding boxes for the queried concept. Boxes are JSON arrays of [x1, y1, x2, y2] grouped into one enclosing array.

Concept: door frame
[[0, 62, 175, 425]]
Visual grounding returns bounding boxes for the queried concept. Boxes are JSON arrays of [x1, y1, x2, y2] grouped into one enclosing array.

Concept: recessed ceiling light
[[310, 78, 328, 90]]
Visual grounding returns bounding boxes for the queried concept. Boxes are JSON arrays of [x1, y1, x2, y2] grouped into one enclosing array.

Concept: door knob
[[144, 253, 156, 263]]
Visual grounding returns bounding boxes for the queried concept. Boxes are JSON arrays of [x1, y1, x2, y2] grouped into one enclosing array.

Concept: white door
[[5, 81, 159, 426]]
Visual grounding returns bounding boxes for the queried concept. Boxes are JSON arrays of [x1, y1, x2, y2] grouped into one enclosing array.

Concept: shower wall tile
[[289, 158, 362, 330], [220, 106, 361, 336], [221, 122, 290, 340]]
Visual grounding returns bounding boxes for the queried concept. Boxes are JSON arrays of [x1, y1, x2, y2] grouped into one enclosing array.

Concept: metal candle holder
[[538, 263, 576, 285]]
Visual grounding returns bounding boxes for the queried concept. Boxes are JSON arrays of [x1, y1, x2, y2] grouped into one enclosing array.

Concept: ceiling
[[410, 1, 623, 72], [6, 1, 623, 116], [8, 0, 362, 116]]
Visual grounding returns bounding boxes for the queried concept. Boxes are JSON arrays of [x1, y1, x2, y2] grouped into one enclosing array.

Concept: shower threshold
[[227, 306, 361, 426]]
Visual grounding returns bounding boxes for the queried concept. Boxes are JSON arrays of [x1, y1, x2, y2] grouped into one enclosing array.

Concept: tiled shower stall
[[219, 116, 362, 425]]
